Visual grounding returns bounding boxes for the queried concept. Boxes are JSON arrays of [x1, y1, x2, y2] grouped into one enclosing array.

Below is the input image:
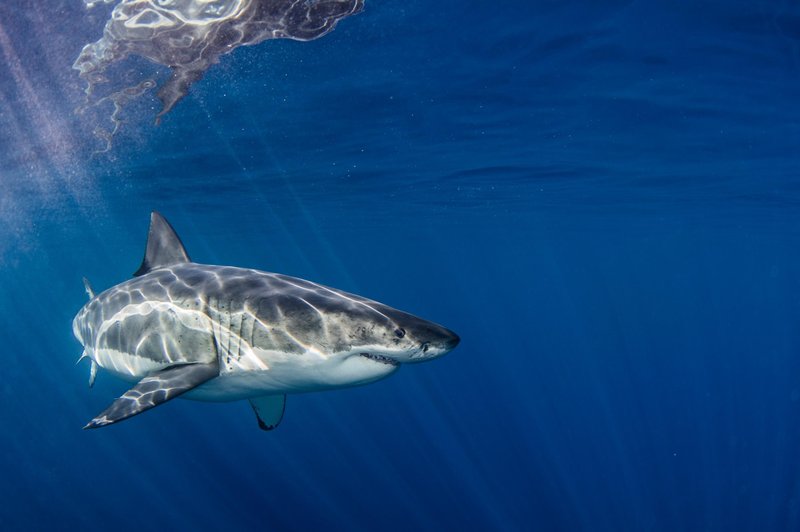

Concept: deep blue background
[[1, 0, 800, 530]]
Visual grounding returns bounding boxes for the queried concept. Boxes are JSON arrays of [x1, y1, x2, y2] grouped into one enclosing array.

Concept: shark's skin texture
[[73, 212, 459, 430]]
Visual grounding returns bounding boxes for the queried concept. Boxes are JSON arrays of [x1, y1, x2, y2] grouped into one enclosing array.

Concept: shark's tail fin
[[82, 277, 95, 299]]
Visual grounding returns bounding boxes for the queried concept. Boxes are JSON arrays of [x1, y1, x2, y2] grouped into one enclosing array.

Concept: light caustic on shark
[[73, 213, 460, 430]]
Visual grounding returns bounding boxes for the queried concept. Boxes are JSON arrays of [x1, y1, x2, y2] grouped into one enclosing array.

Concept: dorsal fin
[[133, 211, 191, 277]]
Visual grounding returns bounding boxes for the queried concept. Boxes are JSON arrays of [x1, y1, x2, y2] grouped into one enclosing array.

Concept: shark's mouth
[[359, 352, 400, 367]]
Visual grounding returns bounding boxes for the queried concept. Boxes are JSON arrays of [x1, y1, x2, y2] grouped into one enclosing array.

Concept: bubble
[[74, 0, 364, 145]]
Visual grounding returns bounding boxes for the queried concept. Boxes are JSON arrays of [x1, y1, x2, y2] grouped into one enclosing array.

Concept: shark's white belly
[[187, 347, 400, 401], [90, 343, 399, 402]]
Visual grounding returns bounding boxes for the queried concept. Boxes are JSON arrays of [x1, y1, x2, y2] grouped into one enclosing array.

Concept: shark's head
[[255, 279, 460, 388], [318, 297, 460, 370], [314, 301, 460, 388], [380, 309, 461, 363]]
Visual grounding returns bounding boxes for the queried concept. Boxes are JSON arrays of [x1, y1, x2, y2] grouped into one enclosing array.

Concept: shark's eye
[[394, 328, 406, 338]]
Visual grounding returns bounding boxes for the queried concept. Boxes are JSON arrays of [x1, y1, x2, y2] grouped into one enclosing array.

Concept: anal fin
[[84, 361, 218, 429], [249, 395, 286, 431]]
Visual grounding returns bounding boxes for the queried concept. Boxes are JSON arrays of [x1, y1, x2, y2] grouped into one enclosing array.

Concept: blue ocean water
[[1, 0, 800, 529]]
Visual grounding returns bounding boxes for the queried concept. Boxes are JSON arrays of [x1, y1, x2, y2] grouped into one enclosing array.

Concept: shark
[[73, 212, 459, 430]]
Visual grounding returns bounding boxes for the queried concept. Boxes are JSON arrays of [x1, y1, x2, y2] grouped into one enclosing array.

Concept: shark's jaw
[[358, 352, 401, 367], [180, 348, 402, 402]]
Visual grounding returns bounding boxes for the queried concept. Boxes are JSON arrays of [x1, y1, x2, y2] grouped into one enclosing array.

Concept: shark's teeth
[[359, 352, 400, 367]]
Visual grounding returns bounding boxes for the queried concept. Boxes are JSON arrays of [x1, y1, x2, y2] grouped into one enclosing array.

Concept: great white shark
[[73, 212, 459, 430]]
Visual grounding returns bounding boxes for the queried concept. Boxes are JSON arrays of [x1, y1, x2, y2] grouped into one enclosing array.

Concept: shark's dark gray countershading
[[73, 212, 459, 430]]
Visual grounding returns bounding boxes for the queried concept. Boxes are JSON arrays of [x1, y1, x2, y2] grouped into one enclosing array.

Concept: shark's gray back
[[74, 263, 400, 378]]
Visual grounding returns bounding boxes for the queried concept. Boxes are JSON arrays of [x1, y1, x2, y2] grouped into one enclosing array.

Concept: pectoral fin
[[84, 361, 218, 429], [249, 395, 286, 431]]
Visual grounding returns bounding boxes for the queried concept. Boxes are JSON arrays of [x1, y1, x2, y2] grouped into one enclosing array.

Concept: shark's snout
[[426, 326, 460, 355], [441, 330, 461, 351], [403, 319, 460, 361]]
